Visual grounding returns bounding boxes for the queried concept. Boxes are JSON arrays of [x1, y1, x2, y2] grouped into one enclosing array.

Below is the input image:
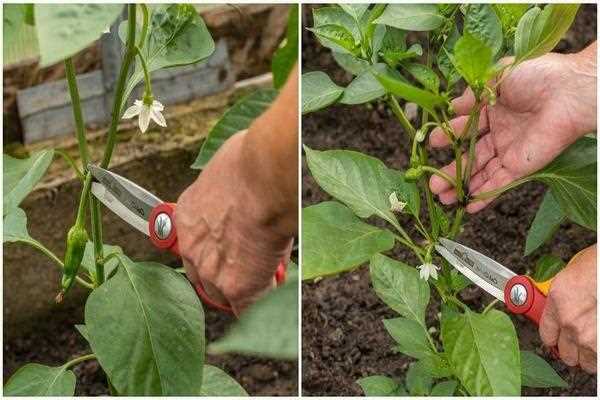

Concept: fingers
[[452, 87, 477, 115], [429, 110, 489, 148], [540, 303, 560, 347], [558, 331, 579, 367], [429, 134, 496, 197]]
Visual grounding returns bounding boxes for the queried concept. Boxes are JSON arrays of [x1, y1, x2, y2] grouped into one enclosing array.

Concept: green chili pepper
[[58, 223, 88, 299], [405, 167, 424, 181]]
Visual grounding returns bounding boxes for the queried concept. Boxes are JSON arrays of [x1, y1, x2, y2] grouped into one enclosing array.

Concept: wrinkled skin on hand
[[429, 43, 597, 212], [540, 244, 597, 373], [175, 131, 293, 315]]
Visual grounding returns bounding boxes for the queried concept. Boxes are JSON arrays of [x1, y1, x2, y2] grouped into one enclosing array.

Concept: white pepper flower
[[102, 26, 111, 34], [122, 99, 167, 133], [389, 191, 406, 213], [418, 263, 439, 281]]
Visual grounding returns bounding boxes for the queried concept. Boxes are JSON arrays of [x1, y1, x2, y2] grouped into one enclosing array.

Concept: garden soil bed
[[301, 4, 597, 396]]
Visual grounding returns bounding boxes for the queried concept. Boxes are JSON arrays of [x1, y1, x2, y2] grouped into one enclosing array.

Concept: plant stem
[[463, 103, 482, 190], [482, 299, 499, 314], [449, 207, 464, 239], [136, 45, 152, 97], [101, 4, 137, 168], [63, 354, 96, 370], [138, 4, 149, 48], [471, 177, 531, 201], [54, 150, 84, 181], [64, 58, 90, 168], [392, 233, 425, 263], [90, 199, 105, 285], [26, 241, 92, 289], [421, 165, 457, 187], [387, 95, 416, 139]]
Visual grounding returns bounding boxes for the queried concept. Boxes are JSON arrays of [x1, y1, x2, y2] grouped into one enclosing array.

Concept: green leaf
[[493, 4, 529, 34], [192, 89, 277, 169], [209, 271, 298, 359], [304, 147, 418, 231], [35, 4, 123, 67], [80, 241, 123, 281], [430, 380, 458, 396], [530, 137, 596, 231], [339, 4, 369, 22], [200, 365, 248, 396], [373, 4, 445, 31], [75, 324, 90, 342], [449, 269, 472, 292], [464, 4, 503, 57], [514, 4, 580, 63], [437, 25, 461, 88], [340, 63, 396, 105], [382, 44, 423, 69], [272, 5, 298, 89], [521, 350, 568, 388], [302, 201, 395, 280], [532, 254, 566, 283], [374, 69, 447, 115], [3, 207, 36, 244], [312, 6, 361, 45], [3, 363, 76, 396], [357, 375, 407, 396], [402, 63, 440, 94], [302, 71, 344, 114], [431, 202, 450, 239], [370, 254, 430, 326], [383, 317, 433, 359], [3, 4, 40, 65], [121, 5, 215, 107], [418, 352, 453, 378], [332, 51, 369, 75], [85, 255, 205, 395], [441, 309, 520, 395], [525, 191, 566, 256], [452, 33, 493, 89], [308, 24, 359, 56], [406, 361, 432, 396], [3, 150, 54, 214]]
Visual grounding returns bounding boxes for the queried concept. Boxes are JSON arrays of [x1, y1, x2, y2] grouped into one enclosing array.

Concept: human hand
[[174, 131, 293, 315], [539, 245, 597, 373], [429, 43, 596, 213]]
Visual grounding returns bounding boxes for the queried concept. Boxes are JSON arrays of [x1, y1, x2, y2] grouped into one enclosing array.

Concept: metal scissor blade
[[92, 183, 150, 236], [88, 165, 161, 222], [435, 238, 516, 302]]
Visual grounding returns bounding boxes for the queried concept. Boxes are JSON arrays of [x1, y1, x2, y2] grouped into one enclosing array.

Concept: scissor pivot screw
[[155, 213, 172, 240], [510, 284, 527, 306]]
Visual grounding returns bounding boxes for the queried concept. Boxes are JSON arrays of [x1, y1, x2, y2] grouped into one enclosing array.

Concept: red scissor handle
[[504, 275, 559, 358], [148, 202, 287, 314]]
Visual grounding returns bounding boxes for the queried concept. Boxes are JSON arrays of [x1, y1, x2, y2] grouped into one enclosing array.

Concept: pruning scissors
[[88, 164, 287, 314], [435, 238, 554, 328]]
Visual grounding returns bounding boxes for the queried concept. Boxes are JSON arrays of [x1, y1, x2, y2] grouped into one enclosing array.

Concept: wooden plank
[[18, 39, 233, 143]]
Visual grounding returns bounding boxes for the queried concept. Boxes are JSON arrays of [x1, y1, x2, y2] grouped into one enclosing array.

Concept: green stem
[[101, 4, 137, 169], [483, 299, 499, 314], [62, 354, 96, 370], [64, 58, 90, 168], [463, 103, 482, 190], [420, 165, 457, 187], [387, 95, 416, 139], [54, 150, 84, 181], [471, 177, 530, 201], [138, 4, 149, 48], [75, 174, 92, 224], [449, 207, 464, 239], [392, 233, 425, 263], [90, 198, 105, 285], [136, 45, 152, 97], [26, 241, 92, 289]]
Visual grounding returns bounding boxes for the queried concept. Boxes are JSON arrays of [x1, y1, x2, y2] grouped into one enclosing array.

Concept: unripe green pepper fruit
[[60, 224, 88, 296], [405, 167, 424, 182]]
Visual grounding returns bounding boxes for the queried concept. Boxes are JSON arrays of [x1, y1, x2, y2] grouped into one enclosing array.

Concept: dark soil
[[301, 4, 597, 396], [3, 152, 297, 396]]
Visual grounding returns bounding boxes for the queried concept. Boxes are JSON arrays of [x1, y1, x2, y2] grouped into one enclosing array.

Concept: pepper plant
[[4, 3, 298, 395], [302, 3, 596, 396]]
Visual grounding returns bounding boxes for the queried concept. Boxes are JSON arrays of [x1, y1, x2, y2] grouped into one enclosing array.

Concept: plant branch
[[64, 58, 90, 169], [136, 45, 152, 97], [138, 4, 149, 48], [63, 354, 96, 370], [101, 4, 137, 169], [90, 199, 105, 285], [387, 95, 416, 139], [471, 177, 531, 201], [54, 150, 84, 181], [420, 165, 457, 187], [483, 299, 499, 314]]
